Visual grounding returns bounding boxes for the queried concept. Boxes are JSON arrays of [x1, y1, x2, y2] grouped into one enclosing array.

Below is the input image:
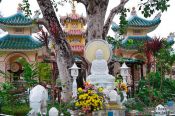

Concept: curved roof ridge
[[0, 34, 43, 50], [0, 12, 32, 26], [127, 15, 161, 27], [128, 15, 160, 22]]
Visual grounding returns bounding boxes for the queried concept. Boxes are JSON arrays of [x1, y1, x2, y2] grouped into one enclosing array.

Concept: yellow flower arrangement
[[75, 82, 105, 113], [119, 82, 128, 93]]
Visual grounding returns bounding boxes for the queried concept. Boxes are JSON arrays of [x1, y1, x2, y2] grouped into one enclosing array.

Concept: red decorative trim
[[70, 45, 84, 52], [65, 30, 85, 35], [60, 13, 86, 25], [4, 52, 31, 62], [60, 14, 86, 20]]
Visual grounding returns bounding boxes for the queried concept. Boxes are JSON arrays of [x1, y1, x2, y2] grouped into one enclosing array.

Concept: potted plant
[[73, 82, 105, 115]]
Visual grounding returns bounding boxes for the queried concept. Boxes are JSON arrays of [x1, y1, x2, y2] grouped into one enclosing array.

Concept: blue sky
[[0, 0, 174, 38]]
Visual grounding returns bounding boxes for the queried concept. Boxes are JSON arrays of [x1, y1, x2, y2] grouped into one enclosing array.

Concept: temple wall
[[0, 52, 8, 61], [5, 28, 13, 34], [0, 62, 6, 82], [143, 64, 147, 77], [25, 51, 37, 62], [64, 21, 84, 30], [0, 51, 38, 83], [5, 27, 31, 35], [23, 27, 31, 35], [126, 28, 148, 36], [113, 62, 121, 76], [67, 36, 85, 45]]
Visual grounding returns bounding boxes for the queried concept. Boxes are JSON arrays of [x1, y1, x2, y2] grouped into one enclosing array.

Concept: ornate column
[[69, 63, 80, 98], [120, 62, 129, 103], [120, 62, 129, 84]]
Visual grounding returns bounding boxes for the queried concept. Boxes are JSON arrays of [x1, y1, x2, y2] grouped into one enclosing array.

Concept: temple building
[[0, 6, 43, 82], [112, 7, 161, 88], [60, 3, 86, 58]]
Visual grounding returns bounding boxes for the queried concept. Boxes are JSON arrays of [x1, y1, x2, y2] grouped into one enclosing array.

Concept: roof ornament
[[17, 3, 23, 13], [154, 12, 161, 19], [131, 7, 137, 16], [72, 0, 76, 14]]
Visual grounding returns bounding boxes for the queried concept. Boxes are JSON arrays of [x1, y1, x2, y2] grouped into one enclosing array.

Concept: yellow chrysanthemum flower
[[98, 87, 103, 92], [75, 102, 79, 107], [78, 88, 83, 92]]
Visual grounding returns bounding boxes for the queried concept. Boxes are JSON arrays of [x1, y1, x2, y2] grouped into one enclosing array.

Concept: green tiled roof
[[128, 16, 161, 27], [122, 35, 152, 44], [111, 22, 119, 32], [121, 35, 152, 49], [112, 55, 144, 63], [0, 13, 32, 26], [0, 34, 42, 50], [126, 35, 152, 41]]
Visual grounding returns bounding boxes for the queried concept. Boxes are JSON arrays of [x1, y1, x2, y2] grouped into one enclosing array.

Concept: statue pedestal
[[87, 74, 115, 89], [105, 102, 126, 116], [92, 102, 126, 116]]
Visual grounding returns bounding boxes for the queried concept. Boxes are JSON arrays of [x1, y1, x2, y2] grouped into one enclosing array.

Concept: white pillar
[[72, 76, 77, 98], [122, 91, 127, 103], [122, 76, 127, 85]]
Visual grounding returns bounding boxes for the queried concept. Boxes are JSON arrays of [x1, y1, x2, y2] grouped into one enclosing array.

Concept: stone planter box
[[125, 108, 155, 116], [93, 110, 125, 116], [70, 110, 125, 116]]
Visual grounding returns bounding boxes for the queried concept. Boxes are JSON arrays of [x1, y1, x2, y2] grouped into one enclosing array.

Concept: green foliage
[[17, 58, 38, 87], [38, 63, 52, 83], [139, 0, 170, 17], [119, 8, 129, 35], [123, 98, 144, 111], [135, 72, 175, 107], [16, 58, 52, 85], [106, 36, 122, 49], [155, 41, 175, 76], [1, 103, 30, 115], [0, 82, 16, 105], [126, 39, 145, 50], [22, 0, 32, 17], [0, 70, 11, 81]]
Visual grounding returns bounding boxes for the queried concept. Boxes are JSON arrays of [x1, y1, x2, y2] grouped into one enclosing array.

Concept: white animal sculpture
[[108, 90, 121, 104], [29, 85, 48, 116], [49, 107, 59, 116]]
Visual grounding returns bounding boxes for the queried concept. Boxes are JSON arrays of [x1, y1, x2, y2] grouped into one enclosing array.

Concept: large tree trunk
[[86, 0, 109, 41], [37, 0, 73, 101], [81, 0, 128, 41]]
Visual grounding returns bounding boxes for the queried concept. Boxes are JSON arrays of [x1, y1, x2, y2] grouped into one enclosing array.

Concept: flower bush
[[117, 82, 128, 93], [74, 82, 105, 113]]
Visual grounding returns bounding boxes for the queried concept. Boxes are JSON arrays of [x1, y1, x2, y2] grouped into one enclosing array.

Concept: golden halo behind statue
[[84, 39, 112, 63]]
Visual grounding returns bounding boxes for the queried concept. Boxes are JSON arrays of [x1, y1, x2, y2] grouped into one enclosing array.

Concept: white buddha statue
[[91, 49, 109, 75], [87, 49, 115, 90]]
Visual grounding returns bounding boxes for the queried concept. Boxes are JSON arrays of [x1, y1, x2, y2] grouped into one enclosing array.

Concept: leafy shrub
[[0, 82, 16, 105], [123, 98, 144, 111], [135, 72, 175, 107], [1, 104, 30, 115]]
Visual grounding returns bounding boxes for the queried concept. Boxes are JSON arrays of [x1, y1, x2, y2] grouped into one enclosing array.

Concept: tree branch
[[36, 18, 49, 30], [74, 0, 88, 6], [138, 0, 150, 6], [102, 0, 129, 39], [36, 0, 72, 58]]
